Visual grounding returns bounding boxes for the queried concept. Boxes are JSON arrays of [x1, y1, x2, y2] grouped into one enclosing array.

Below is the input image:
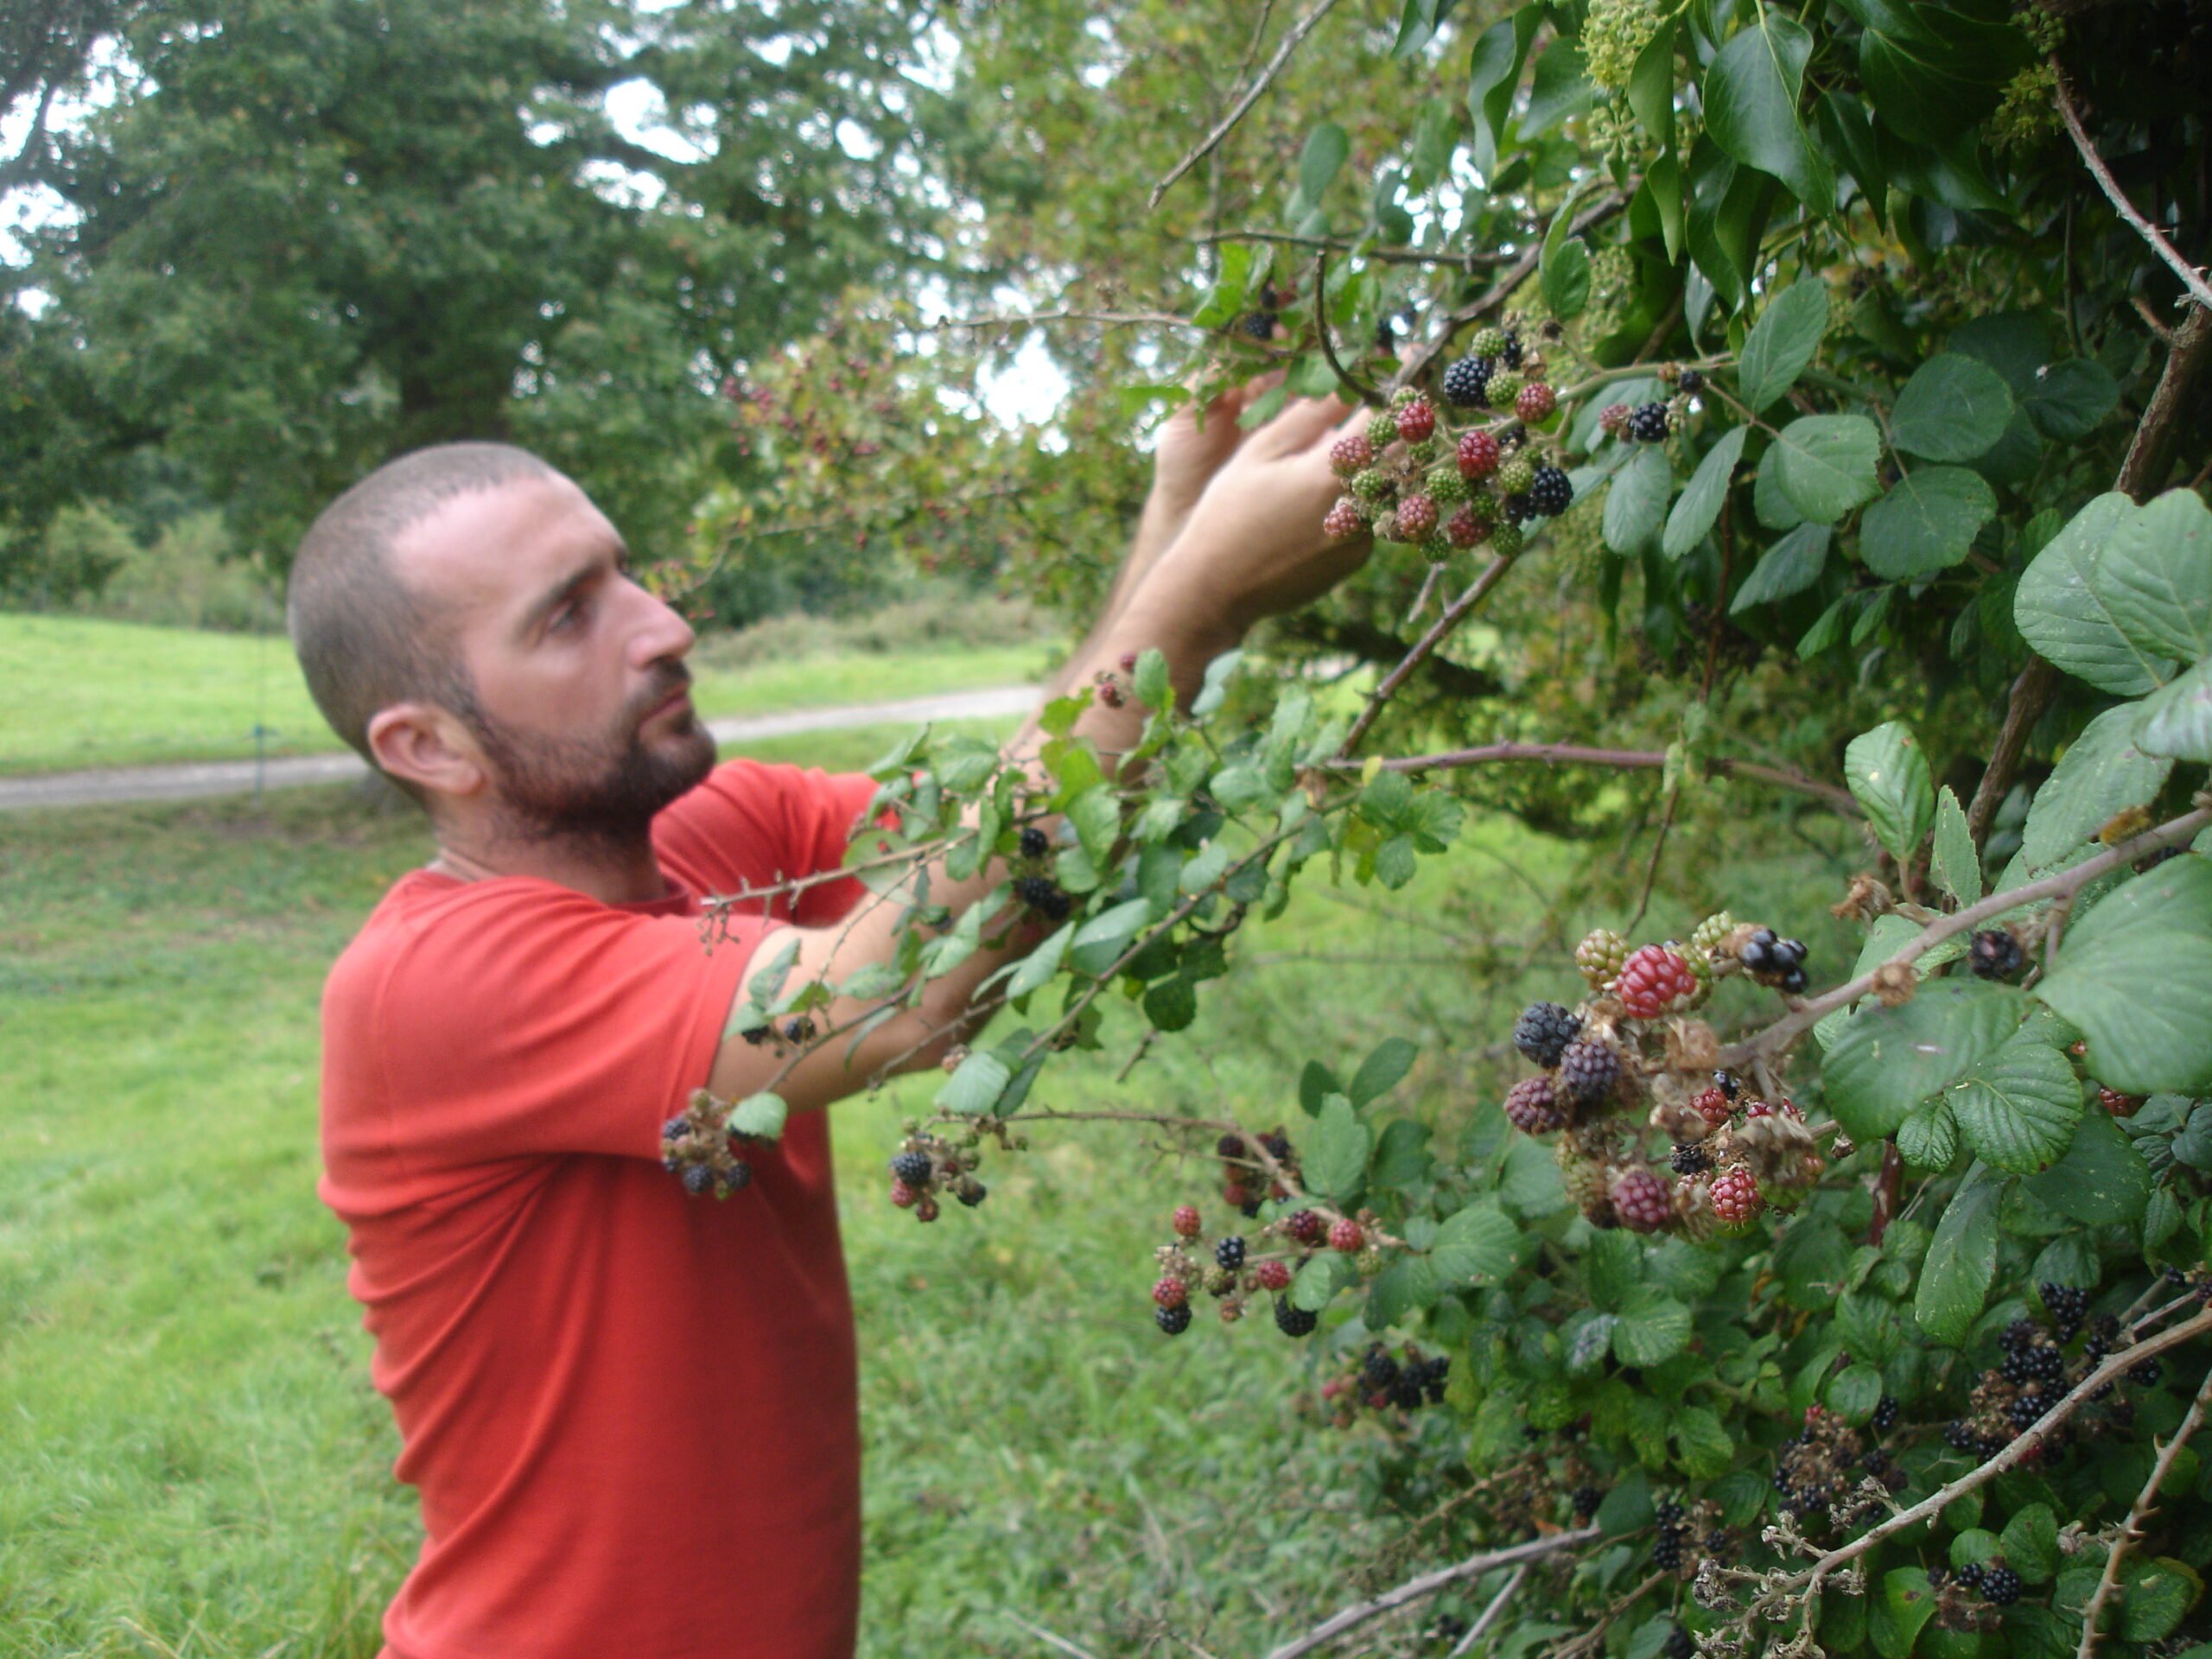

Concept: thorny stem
[[1337, 741, 1860, 815], [2053, 64, 2212, 313], [2075, 1360, 2212, 1659], [1336, 556, 1515, 758], [1148, 0, 1347, 211], [1448, 1564, 1528, 1657]]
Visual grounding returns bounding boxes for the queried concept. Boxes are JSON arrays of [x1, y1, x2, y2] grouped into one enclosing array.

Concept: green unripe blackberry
[[1364, 410, 1399, 448], [1576, 928, 1628, 988], [1496, 455, 1535, 496], [1470, 327, 1506, 358], [1486, 370, 1524, 410], [1425, 467, 1470, 505], [1351, 467, 1395, 504], [1404, 436, 1441, 467], [1689, 912, 1736, 956], [1390, 385, 1422, 408], [1491, 520, 1524, 556]]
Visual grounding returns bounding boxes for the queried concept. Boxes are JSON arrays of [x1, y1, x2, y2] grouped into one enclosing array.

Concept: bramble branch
[[1195, 228, 1516, 270], [1338, 741, 1861, 816], [2054, 65, 2212, 313], [2075, 1359, 2212, 1659], [1262, 1526, 1600, 1659], [1149, 0, 1346, 211], [1335, 556, 1515, 757]]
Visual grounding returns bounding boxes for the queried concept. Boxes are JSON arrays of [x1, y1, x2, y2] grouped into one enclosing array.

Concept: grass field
[[0, 613, 1049, 776], [0, 719, 1862, 1657]]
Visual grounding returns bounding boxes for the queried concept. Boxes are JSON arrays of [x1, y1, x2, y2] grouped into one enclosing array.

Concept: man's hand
[[1146, 392, 1372, 633], [1146, 372, 1284, 530]]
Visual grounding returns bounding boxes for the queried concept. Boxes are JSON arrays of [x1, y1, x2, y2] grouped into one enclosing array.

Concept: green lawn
[[0, 613, 1047, 776], [0, 721, 1860, 1657]]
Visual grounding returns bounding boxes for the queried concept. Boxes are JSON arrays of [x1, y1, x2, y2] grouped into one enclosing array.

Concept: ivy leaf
[[2024, 1110, 2153, 1226], [1845, 721, 1936, 867], [2035, 858, 2212, 1095], [1604, 444, 1673, 554], [1736, 278, 1829, 410], [1611, 1286, 1693, 1365], [1825, 981, 2023, 1141], [725, 1090, 789, 1142], [1891, 354, 2016, 461], [2020, 703, 2174, 867], [1773, 414, 1882, 524], [1662, 425, 1747, 558], [1308, 1096, 1373, 1203], [1430, 1198, 1518, 1285], [1859, 465, 1996, 581], [1932, 785, 1982, 907], [1703, 10, 1832, 208], [1731, 522, 1830, 612], [2016, 494, 2181, 696], [1914, 1166, 2002, 1344], [1948, 1036, 2084, 1173]]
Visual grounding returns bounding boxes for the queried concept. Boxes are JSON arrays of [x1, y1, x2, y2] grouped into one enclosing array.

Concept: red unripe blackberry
[[1222, 1181, 1253, 1210], [1155, 1303, 1192, 1335], [1613, 1168, 1673, 1232], [1616, 944, 1698, 1019], [1457, 429, 1502, 479], [1153, 1276, 1188, 1309], [1710, 1167, 1763, 1224], [889, 1179, 918, 1209], [1283, 1209, 1325, 1245], [1557, 1038, 1621, 1109], [914, 1194, 940, 1223], [1690, 1084, 1734, 1127], [1323, 497, 1366, 540], [1395, 399, 1436, 442], [1330, 433, 1375, 477], [2100, 1086, 2144, 1117], [1096, 681, 1124, 708], [1253, 1258, 1293, 1291], [1395, 493, 1439, 539], [1504, 1074, 1567, 1135], [1446, 505, 1491, 548], [1173, 1204, 1203, 1238], [1329, 1217, 1365, 1253], [1515, 382, 1557, 422], [1599, 403, 1630, 435], [1217, 1133, 1247, 1160]]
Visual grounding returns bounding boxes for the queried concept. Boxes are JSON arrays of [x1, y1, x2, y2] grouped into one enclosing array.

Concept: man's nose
[[627, 582, 696, 667]]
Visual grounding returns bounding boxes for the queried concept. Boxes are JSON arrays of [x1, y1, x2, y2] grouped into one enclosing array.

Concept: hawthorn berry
[[1516, 381, 1558, 423], [1329, 1217, 1366, 1254], [1458, 429, 1502, 480], [1155, 1303, 1192, 1336], [1557, 1038, 1621, 1109], [1616, 944, 1698, 1019], [1710, 1167, 1763, 1224], [1504, 1074, 1567, 1135], [1612, 1169, 1673, 1233], [1274, 1297, 1319, 1338], [1253, 1258, 1294, 1291], [1513, 1001, 1583, 1067], [1153, 1276, 1188, 1310], [1395, 399, 1436, 442], [1173, 1204, 1203, 1238], [1970, 929, 2024, 979]]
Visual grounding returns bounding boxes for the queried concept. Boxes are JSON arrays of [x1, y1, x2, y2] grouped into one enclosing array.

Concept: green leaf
[[2020, 704, 2174, 866], [1465, 6, 1542, 176], [2095, 488, 2212, 666], [1133, 648, 1173, 713], [1933, 785, 1983, 907], [1370, 1118, 1433, 1188], [1891, 354, 2016, 461], [1853, 3, 2025, 145], [2037, 859, 2212, 1095], [725, 1090, 789, 1141], [1731, 522, 1830, 612], [1897, 1097, 1961, 1169], [1949, 1037, 2084, 1174], [1541, 232, 1591, 320], [1915, 1168, 2002, 1344], [1430, 1199, 1518, 1285], [2024, 1110, 2152, 1226], [1069, 898, 1154, 976], [1005, 922, 1072, 1001], [1673, 1406, 1734, 1478], [1308, 1096, 1373, 1203], [1737, 278, 1830, 410], [1825, 981, 2023, 1141], [936, 1049, 1013, 1116], [1297, 122, 1351, 204], [1845, 721, 1936, 866], [2000, 1503, 2059, 1584], [1859, 466, 1997, 581], [1191, 241, 1255, 330], [2141, 654, 2212, 763], [1586, 1230, 1645, 1312], [1298, 1060, 1340, 1117], [1349, 1038, 1420, 1108], [1523, 38, 1593, 137], [1703, 10, 1833, 208], [1773, 415, 1882, 524], [1662, 425, 1747, 559], [1292, 1250, 1351, 1313], [2016, 494, 2182, 696], [1872, 1567, 1940, 1659], [2022, 357, 2120, 441], [1142, 975, 1198, 1033], [1604, 444, 1673, 554], [1611, 1287, 1693, 1365], [2123, 1561, 2202, 1644], [1755, 435, 1806, 529], [1827, 1362, 1885, 1422]]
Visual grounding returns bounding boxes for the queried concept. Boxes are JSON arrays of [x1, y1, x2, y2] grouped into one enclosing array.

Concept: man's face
[[393, 474, 715, 844]]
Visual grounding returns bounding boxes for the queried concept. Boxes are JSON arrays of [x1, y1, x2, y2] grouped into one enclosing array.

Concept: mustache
[[636, 667, 693, 719]]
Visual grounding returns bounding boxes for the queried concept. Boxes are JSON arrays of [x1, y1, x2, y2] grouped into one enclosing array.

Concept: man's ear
[[366, 702, 486, 802]]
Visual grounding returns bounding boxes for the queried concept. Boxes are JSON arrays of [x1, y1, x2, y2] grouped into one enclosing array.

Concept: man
[[290, 381, 1366, 1659]]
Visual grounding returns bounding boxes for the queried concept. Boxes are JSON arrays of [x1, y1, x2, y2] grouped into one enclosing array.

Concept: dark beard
[[466, 690, 716, 853]]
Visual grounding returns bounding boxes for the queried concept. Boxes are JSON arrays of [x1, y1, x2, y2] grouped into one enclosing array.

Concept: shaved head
[[288, 442, 558, 794]]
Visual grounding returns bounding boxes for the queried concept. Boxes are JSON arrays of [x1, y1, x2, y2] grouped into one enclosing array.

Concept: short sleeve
[[360, 884, 772, 1169]]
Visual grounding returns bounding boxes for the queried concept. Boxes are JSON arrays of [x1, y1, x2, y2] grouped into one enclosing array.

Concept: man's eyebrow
[[518, 543, 630, 639]]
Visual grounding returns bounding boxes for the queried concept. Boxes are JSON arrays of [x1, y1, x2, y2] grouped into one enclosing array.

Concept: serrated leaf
[[1738, 278, 1829, 410], [1949, 1037, 2084, 1173], [2000, 1503, 2059, 1583], [1662, 425, 1747, 558], [936, 1049, 1013, 1116], [726, 1090, 789, 1141], [1611, 1286, 1692, 1365], [1568, 1311, 1619, 1373], [1308, 1096, 1373, 1203], [1932, 785, 1982, 906], [1604, 443, 1673, 554], [2022, 357, 2120, 441], [1897, 1097, 1961, 1169], [1827, 1362, 1885, 1422], [1731, 522, 1830, 612], [2024, 1110, 2152, 1225], [1845, 721, 1936, 866], [2020, 704, 2173, 866], [1431, 1198, 1518, 1285], [2035, 858, 2212, 1095], [2016, 493, 2182, 696], [1673, 1406, 1734, 1478], [1298, 1059, 1340, 1118], [2096, 489, 2212, 665], [1292, 1249, 1351, 1313], [1755, 435, 1807, 529], [1825, 981, 2023, 1141], [1773, 414, 1882, 524], [2122, 1560, 2201, 1643], [1860, 465, 1997, 581], [1349, 1037, 1419, 1108], [1915, 1167, 2001, 1344], [1364, 1254, 1440, 1328], [2140, 654, 2212, 762], [1891, 354, 2016, 461], [1133, 647, 1173, 713]]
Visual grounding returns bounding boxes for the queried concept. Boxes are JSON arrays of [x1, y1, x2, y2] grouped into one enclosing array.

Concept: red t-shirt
[[318, 759, 882, 1659]]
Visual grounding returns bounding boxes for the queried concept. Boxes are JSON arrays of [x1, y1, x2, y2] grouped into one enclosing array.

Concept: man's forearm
[[1044, 492, 1192, 701]]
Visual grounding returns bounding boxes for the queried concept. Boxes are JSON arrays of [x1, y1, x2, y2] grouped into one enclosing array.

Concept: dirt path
[[0, 685, 1039, 812]]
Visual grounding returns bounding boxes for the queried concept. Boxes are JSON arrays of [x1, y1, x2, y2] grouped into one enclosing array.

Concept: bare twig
[[1313, 251, 1381, 404], [1150, 0, 1347, 211], [1262, 1528, 1599, 1659], [2076, 1360, 2212, 1659], [1196, 228, 1515, 269], [2054, 65, 2212, 312], [1448, 1563, 1529, 1657], [1336, 556, 1516, 757], [1332, 741, 1861, 815]]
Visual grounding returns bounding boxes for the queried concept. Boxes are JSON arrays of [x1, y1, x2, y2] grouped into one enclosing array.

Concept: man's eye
[[550, 601, 585, 632]]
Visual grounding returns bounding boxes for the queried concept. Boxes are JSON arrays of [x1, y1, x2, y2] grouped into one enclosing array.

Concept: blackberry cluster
[[1018, 823, 1050, 861], [2040, 1281, 2088, 1340], [1513, 1001, 1583, 1067], [1969, 928, 2024, 980], [1954, 1561, 2022, 1606], [1626, 402, 1672, 442], [661, 1095, 757, 1199], [1354, 1344, 1451, 1410], [1653, 1499, 1688, 1571], [1738, 928, 1809, 995], [1014, 874, 1071, 921], [1872, 1394, 1899, 1432], [1442, 354, 1493, 407]]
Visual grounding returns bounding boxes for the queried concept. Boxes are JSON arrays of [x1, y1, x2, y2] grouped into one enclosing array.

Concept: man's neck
[[427, 830, 672, 907]]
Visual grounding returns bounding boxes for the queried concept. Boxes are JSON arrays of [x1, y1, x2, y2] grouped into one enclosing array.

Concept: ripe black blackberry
[[1274, 1297, 1319, 1338], [2026, 1345, 2063, 1382], [1363, 1347, 1402, 1390], [1215, 1236, 1247, 1270], [1018, 824, 1050, 860], [1945, 1419, 1980, 1452], [1970, 929, 2024, 979], [1503, 492, 1535, 524], [1955, 1562, 1988, 1593], [1442, 355, 1494, 407], [2007, 1391, 2047, 1432], [1242, 309, 1278, 340], [1980, 1565, 2022, 1606], [1528, 465, 1573, 518], [1014, 874, 1071, 920], [1713, 1070, 1740, 1099], [1676, 369, 1705, 394], [1498, 331, 1524, 369], [1663, 1627, 1695, 1659], [1389, 1372, 1426, 1409], [1872, 1394, 1899, 1431], [1655, 1499, 1686, 1527], [1155, 1303, 1192, 1335], [1260, 1130, 1294, 1161], [2041, 1281, 2088, 1336], [1653, 1529, 1683, 1571], [1571, 1485, 1602, 1521], [2131, 1357, 2164, 1386], [891, 1150, 933, 1186], [681, 1163, 715, 1197], [1671, 1141, 1711, 1175], [1558, 1038, 1621, 1109], [661, 1115, 693, 1144], [1513, 1001, 1582, 1067], [1626, 402, 1671, 442]]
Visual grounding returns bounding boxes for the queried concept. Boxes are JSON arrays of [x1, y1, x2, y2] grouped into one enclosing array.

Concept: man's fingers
[[1251, 392, 1357, 455]]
